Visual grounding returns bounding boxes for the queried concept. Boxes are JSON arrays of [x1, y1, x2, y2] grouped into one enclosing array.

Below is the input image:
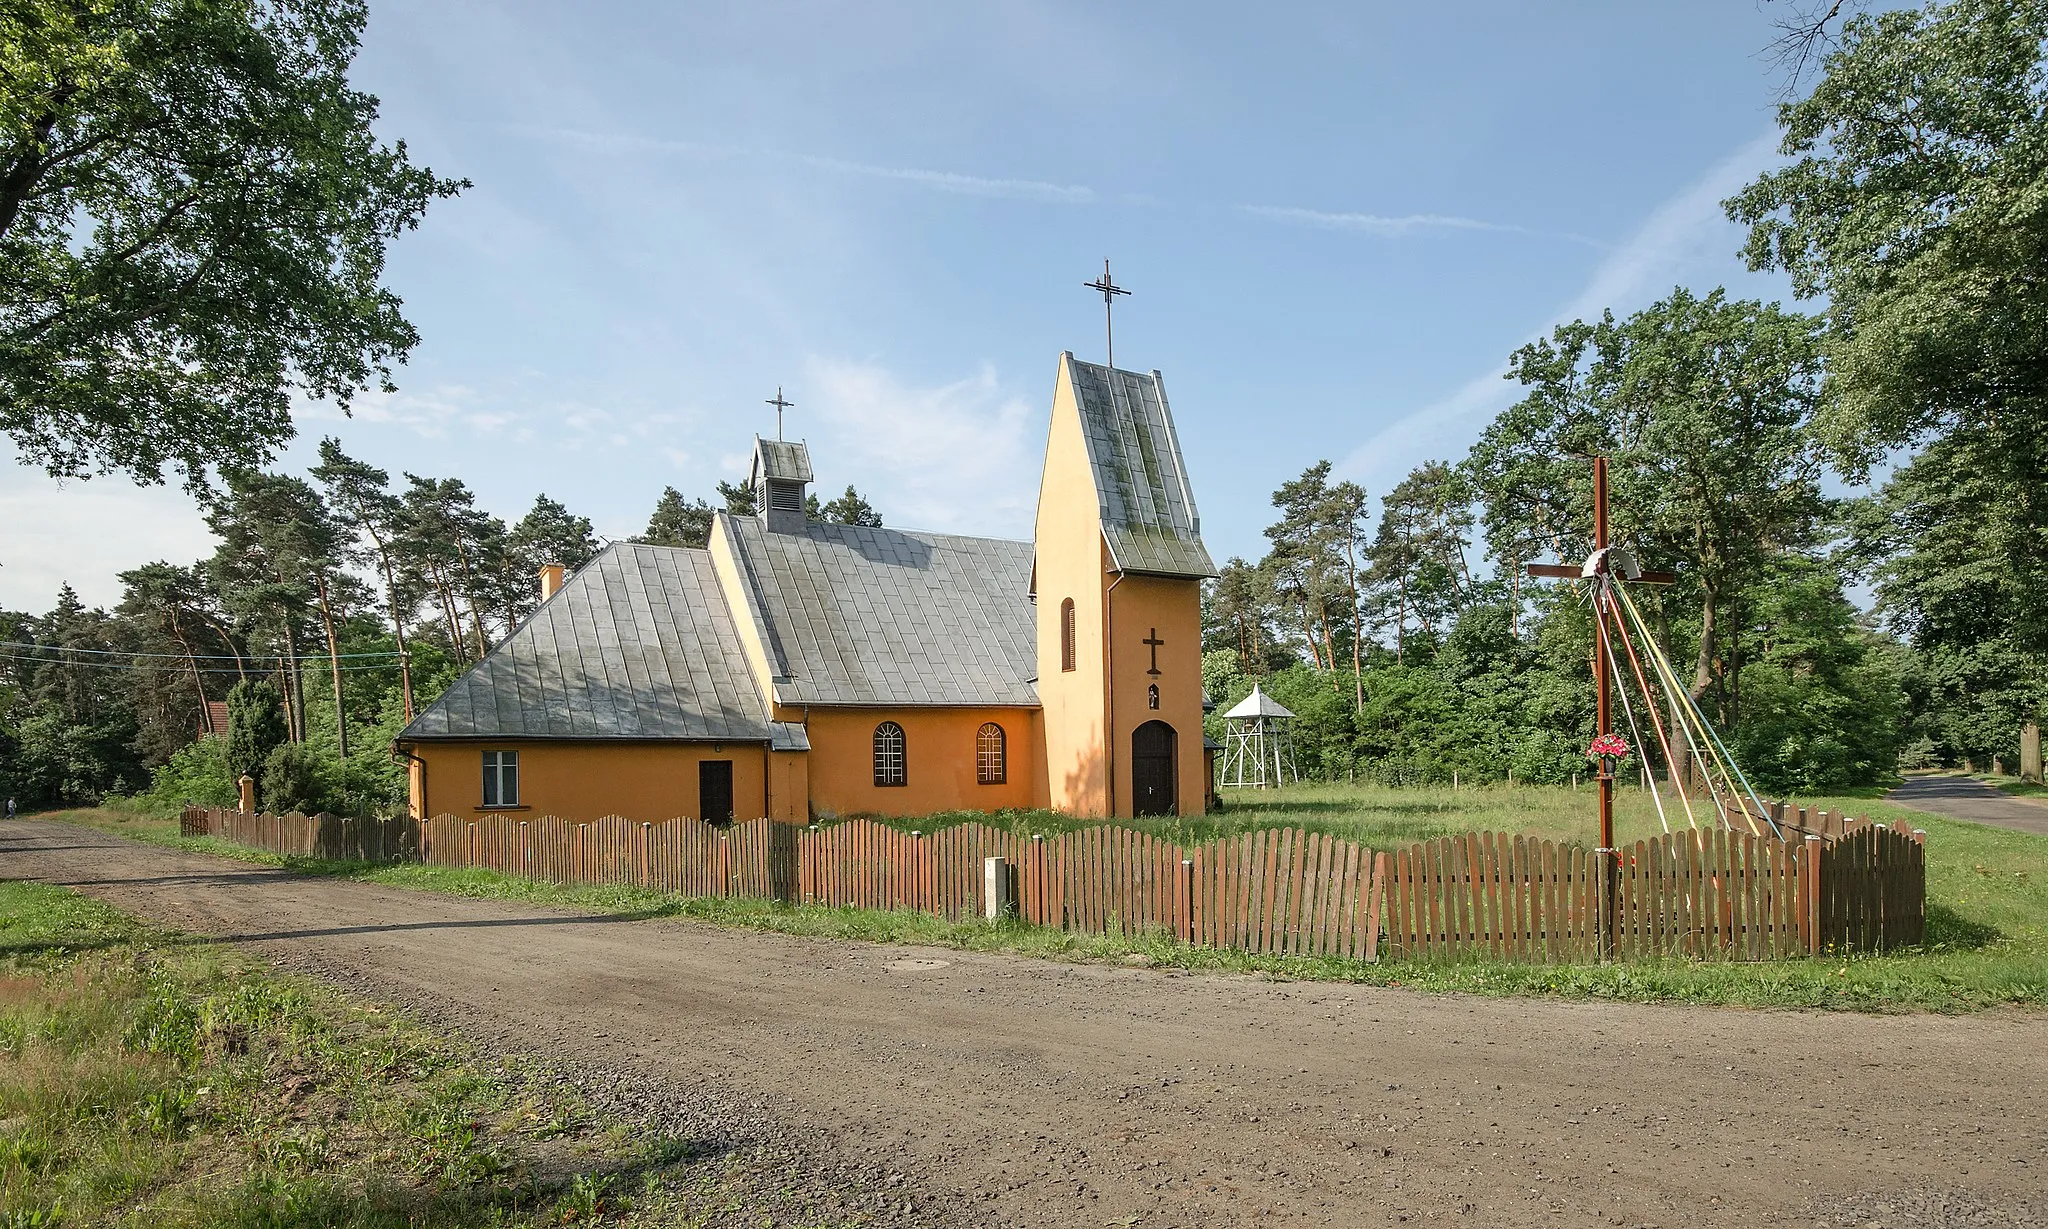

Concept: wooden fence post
[[1178, 858, 1194, 944], [1802, 834, 1825, 954], [1596, 846, 1617, 962]]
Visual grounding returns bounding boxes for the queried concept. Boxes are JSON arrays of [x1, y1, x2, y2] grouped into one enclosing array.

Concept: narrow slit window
[[976, 723, 1006, 785], [482, 750, 519, 807], [1060, 598, 1076, 672], [873, 721, 906, 787]]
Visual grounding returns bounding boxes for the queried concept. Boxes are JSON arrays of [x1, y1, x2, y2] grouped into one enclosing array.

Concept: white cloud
[[1333, 130, 1785, 498], [791, 153, 1094, 203], [0, 473, 214, 609], [292, 383, 504, 441], [522, 126, 1095, 204], [800, 358, 1038, 537], [1240, 204, 1604, 248]]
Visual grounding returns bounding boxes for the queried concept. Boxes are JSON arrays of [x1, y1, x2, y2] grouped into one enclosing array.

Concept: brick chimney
[[538, 563, 566, 602]]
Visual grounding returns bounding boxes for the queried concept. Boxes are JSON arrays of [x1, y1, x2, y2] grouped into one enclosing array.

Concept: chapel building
[[395, 353, 1217, 822]]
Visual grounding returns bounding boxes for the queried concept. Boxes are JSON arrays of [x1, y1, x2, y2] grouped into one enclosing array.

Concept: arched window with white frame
[[976, 722, 1006, 785], [873, 721, 907, 787]]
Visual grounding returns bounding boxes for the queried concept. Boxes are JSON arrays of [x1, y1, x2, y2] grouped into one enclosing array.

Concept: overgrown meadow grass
[[43, 783, 2048, 1013], [0, 878, 866, 1228]]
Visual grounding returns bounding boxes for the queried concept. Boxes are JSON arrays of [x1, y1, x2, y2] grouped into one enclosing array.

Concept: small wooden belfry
[[1219, 683, 1300, 789]]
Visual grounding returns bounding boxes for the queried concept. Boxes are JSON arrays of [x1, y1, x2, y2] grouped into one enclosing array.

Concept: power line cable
[[0, 650, 403, 675], [0, 640, 405, 661]]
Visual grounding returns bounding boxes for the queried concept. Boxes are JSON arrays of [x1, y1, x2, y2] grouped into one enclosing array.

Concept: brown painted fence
[[180, 803, 1924, 962], [1372, 821, 1925, 960]]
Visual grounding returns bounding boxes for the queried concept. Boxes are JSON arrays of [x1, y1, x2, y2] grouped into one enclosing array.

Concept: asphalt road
[[6, 819, 2045, 1228], [1886, 774, 2048, 838]]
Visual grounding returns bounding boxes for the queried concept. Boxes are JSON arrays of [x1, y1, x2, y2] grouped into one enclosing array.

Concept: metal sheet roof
[[1224, 683, 1295, 719], [399, 544, 773, 742], [1065, 356, 1218, 579], [721, 515, 1039, 707], [751, 437, 814, 484]]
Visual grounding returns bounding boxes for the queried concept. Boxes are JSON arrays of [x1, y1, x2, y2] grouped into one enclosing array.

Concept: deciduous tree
[[0, 0, 462, 485]]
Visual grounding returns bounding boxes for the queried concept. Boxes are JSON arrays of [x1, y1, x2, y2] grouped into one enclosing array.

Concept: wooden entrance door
[[1132, 720, 1177, 816], [699, 760, 734, 823]]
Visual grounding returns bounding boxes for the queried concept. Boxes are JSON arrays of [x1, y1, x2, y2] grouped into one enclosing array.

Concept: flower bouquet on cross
[[1586, 733, 1630, 761]]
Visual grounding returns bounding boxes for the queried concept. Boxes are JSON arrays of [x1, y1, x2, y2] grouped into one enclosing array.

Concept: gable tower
[[1034, 352, 1216, 817]]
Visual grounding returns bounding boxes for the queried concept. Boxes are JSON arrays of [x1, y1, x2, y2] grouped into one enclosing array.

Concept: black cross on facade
[[765, 387, 794, 441], [1143, 628, 1164, 677], [1084, 259, 1130, 369]]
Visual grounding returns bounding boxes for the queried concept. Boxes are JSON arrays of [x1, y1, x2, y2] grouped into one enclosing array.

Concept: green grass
[[1968, 770, 2048, 802], [844, 778, 1904, 848], [38, 789, 2048, 1013], [0, 878, 871, 1228]]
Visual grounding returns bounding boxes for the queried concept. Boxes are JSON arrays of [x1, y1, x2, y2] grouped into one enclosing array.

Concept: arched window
[[976, 722, 1006, 785], [873, 721, 906, 787], [1060, 598, 1076, 672]]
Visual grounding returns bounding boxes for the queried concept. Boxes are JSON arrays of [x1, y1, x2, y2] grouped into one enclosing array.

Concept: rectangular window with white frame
[[482, 750, 519, 807]]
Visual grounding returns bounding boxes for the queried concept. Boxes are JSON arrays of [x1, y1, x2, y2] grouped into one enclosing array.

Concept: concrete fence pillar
[[237, 774, 256, 814], [984, 855, 1010, 920]]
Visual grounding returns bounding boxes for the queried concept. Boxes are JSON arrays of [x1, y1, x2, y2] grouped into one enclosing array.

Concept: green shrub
[[133, 736, 237, 815], [259, 743, 332, 815]]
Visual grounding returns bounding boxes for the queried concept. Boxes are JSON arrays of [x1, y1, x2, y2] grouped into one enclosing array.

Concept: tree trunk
[[200, 615, 246, 682], [1345, 543, 1363, 711], [165, 612, 210, 735], [1295, 594, 1323, 670], [1727, 598, 1742, 732], [449, 534, 491, 660], [316, 572, 348, 759], [281, 623, 305, 745], [1319, 606, 1338, 689], [1395, 582, 1407, 665], [429, 563, 463, 661], [377, 552, 415, 720], [1691, 580, 1718, 710]]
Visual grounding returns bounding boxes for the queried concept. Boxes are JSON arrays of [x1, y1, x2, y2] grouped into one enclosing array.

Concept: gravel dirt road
[[7, 818, 2045, 1228]]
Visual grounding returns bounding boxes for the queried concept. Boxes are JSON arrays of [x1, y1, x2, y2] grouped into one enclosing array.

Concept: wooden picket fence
[[1373, 820, 1925, 960], [185, 806, 418, 862], [179, 802, 1924, 962]]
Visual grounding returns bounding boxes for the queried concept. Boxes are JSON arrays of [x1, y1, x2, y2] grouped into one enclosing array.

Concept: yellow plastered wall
[[1034, 354, 1112, 816], [1105, 572, 1207, 816], [403, 740, 777, 824], [707, 516, 783, 710], [802, 707, 1045, 818], [769, 749, 808, 822]]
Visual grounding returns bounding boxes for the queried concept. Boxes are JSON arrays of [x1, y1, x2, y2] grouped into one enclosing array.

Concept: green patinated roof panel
[[1065, 357, 1217, 579]]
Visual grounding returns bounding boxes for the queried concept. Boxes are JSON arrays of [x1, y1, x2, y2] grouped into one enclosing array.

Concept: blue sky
[[1, 1, 1808, 610]]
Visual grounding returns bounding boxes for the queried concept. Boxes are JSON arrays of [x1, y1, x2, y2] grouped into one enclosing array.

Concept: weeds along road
[[7, 819, 2044, 1229]]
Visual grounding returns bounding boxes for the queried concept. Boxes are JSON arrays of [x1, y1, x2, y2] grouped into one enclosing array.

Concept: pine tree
[[636, 486, 716, 548], [820, 485, 883, 527]]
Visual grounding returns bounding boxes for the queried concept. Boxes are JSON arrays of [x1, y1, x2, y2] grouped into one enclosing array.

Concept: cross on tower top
[[765, 386, 795, 441], [1083, 259, 1131, 370]]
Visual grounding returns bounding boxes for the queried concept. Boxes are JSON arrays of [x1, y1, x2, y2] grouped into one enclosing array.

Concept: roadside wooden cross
[[1523, 456, 1675, 958]]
